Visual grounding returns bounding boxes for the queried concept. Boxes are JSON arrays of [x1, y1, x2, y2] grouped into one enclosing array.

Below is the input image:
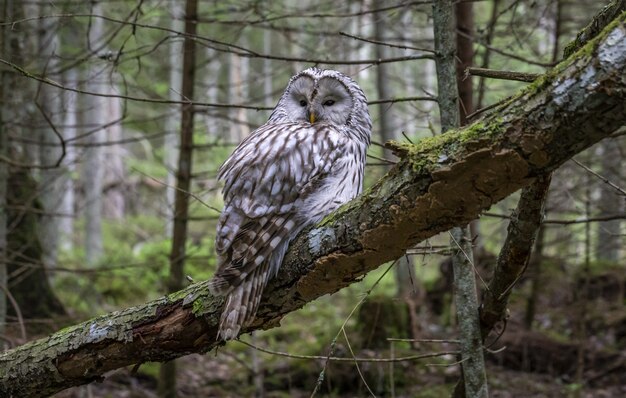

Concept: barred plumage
[[209, 67, 372, 340]]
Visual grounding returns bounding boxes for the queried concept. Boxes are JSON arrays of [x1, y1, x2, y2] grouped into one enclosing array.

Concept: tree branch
[[1, 12, 626, 398]]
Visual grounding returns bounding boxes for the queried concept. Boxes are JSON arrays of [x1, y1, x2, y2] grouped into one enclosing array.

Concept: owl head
[[269, 68, 371, 142]]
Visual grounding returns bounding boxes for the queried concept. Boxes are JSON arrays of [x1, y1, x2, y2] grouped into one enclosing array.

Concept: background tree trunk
[[82, 2, 105, 266], [164, 1, 184, 238], [159, 1, 198, 396], [102, 87, 125, 220], [34, 3, 64, 271], [595, 139, 622, 262], [433, 1, 489, 396], [58, 67, 77, 252], [7, 170, 66, 323], [0, 0, 13, 341]]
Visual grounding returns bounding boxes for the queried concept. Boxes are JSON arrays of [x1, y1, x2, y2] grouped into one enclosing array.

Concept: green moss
[[192, 298, 206, 315], [191, 291, 220, 317], [386, 117, 505, 173], [166, 289, 191, 303]]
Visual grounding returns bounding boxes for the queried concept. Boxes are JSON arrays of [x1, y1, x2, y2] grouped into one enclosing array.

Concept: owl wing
[[210, 122, 345, 295]]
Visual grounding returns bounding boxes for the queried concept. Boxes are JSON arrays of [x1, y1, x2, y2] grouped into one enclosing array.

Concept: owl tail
[[215, 263, 270, 341]]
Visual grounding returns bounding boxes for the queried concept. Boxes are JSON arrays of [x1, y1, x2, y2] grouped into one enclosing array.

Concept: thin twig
[[339, 31, 434, 53], [572, 158, 626, 196], [131, 167, 221, 214], [238, 340, 457, 363], [312, 260, 398, 397], [366, 153, 397, 165], [0, 286, 27, 342], [483, 212, 626, 225], [387, 338, 460, 344], [342, 328, 376, 397], [448, 231, 490, 292]]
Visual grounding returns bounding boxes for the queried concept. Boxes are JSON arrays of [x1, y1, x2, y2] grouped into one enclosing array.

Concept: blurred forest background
[[0, 0, 625, 397]]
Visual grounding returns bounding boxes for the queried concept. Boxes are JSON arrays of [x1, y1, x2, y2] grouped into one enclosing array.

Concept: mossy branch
[[1, 13, 626, 398]]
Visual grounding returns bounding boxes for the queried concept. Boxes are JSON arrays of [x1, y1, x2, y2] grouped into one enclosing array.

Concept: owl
[[209, 67, 372, 340]]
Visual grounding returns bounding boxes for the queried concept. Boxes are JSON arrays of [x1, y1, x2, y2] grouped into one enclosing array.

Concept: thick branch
[[480, 174, 552, 337], [1, 13, 626, 398]]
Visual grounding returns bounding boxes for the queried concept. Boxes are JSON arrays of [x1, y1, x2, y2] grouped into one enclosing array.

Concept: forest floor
[[53, 261, 626, 397], [56, 350, 626, 397]]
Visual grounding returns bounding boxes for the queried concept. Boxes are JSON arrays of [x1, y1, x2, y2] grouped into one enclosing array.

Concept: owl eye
[[299, 99, 307, 107], [323, 100, 335, 106]]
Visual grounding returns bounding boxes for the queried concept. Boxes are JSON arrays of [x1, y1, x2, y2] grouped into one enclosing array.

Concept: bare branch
[[465, 67, 539, 83]]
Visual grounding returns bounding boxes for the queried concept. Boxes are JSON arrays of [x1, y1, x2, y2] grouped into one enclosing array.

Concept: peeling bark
[[0, 13, 625, 398]]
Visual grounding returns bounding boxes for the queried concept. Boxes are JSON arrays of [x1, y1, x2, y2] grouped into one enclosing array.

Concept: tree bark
[[480, 174, 551, 337], [102, 86, 125, 220], [7, 170, 66, 322], [164, 0, 184, 239], [159, 1, 198, 396], [82, 2, 105, 266], [0, 0, 13, 340], [58, 67, 77, 252], [595, 139, 622, 262], [374, 8, 417, 300], [0, 12, 625, 398], [34, 3, 64, 270], [435, 1, 488, 396]]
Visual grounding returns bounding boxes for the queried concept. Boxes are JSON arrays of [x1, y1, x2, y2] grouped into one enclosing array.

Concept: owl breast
[[300, 138, 366, 223]]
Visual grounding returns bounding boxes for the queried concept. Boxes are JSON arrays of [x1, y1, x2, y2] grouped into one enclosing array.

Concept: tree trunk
[[476, 0, 501, 109], [82, 2, 105, 266], [7, 170, 66, 322], [0, 12, 625, 397], [374, 8, 418, 301], [34, 3, 64, 270], [595, 139, 622, 262], [434, 1, 488, 396], [58, 67, 77, 251], [159, 1, 198, 396], [0, 0, 13, 340], [102, 86, 125, 220], [164, 0, 184, 238]]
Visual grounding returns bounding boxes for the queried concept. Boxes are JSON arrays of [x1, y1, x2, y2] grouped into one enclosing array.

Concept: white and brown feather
[[209, 68, 371, 340]]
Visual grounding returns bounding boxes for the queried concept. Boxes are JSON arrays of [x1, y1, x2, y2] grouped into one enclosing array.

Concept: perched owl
[[209, 67, 372, 340]]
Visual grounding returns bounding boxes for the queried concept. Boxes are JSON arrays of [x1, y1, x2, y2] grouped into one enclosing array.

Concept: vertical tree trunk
[[164, 1, 184, 238], [455, 0, 485, 257], [229, 38, 250, 141], [456, 6, 473, 126], [433, 1, 488, 397], [476, 0, 500, 109], [159, 1, 197, 396], [102, 86, 125, 220], [374, 10, 417, 301], [83, 2, 105, 266], [59, 67, 77, 251], [0, 0, 13, 339], [35, 3, 64, 270], [7, 170, 66, 322], [263, 29, 273, 107], [576, 177, 592, 395], [595, 139, 622, 262], [0, 0, 66, 335], [524, 223, 545, 330]]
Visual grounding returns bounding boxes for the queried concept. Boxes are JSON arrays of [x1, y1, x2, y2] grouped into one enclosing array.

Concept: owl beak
[[306, 109, 316, 124]]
